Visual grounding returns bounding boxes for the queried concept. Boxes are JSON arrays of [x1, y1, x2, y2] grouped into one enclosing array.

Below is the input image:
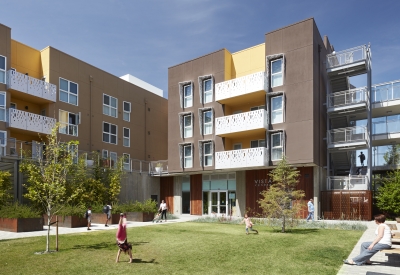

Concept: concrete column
[[173, 176, 182, 215], [313, 166, 326, 220], [236, 170, 246, 218]]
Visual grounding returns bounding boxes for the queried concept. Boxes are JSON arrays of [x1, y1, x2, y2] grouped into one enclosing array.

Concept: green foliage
[[376, 168, 400, 216], [383, 144, 400, 166], [0, 170, 13, 206], [57, 204, 87, 217], [0, 202, 41, 218], [115, 199, 158, 213], [258, 157, 305, 233]]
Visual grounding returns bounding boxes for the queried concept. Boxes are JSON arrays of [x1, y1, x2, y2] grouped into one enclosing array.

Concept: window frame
[[110, 151, 117, 168], [250, 105, 265, 111], [0, 55, 6, 84], [203, 142, 213, 167], [0, 130, 6, 147], [59, 77, 79, 106], [103, 122, 118, 145], [271, 58, 283, 88], [250, 139, 265, 148], [123, 153, 130, 171], [123, 127, 130, 147], [103, 93, 118, 118], [203, 110, 213, 135], [0, 92, 6, 122], [203, 78, 213, 104], [59, 109, 79, 136], [271, 95, 284, 124], [102, 149, 108, 159], [123, 101, 131, 122], [183, 114, 192, 138], [271, 132, 283, 161], [184, 144, 192, 168], [233, 143, 242, 150], [183, 84, 193, 108]]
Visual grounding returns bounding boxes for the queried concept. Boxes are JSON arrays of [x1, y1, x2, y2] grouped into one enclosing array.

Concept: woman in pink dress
[[116, 213, 133, 263]]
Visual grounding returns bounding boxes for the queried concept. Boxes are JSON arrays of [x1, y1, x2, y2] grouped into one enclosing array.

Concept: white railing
[[149, 160, 168, 175], [8, 108, 56, 135], [215, 109, 268, 135], [328, 87, 369, 109], [372, 79, 400, 103], [328, 126, 368, 146], [215, 147, 267, 169], [215, 71, 267, 101], [7, 70, 56, 102], [326, 45, 367, 69], [327, 176, 369, 190]]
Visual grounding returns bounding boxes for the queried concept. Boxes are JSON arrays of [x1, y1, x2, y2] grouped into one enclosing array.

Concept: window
[[67, 144, 78, 164], [123, 101, 131, 122], [271, 96, 283, 124], [271, 132, 283, 161], [203, 79, 212, 103], [204, 142, 213, 166], [184, 84, 192, 108], [102, 149, 108, 159], [103, 122, 117, 145], [184, 145, 192, 168], [233, 143, 242, 150], [250, 105, 265, 111], [0, 92, 6, 122], [110, 152, 117, 168], [59, 110, 79, 136], [0, 131, 6, 147], [59, 78, 78, 105], [123, 127, 130, 147], [271, 58, 283, 87], [251, 140, 265, 148], [184, 115, 192, 138], [0, 56, 5, 84], [10, 103, 16, 109], [103, 94, 118, 118], [203, 111, 213, 135], [123, 153, 130, 171]]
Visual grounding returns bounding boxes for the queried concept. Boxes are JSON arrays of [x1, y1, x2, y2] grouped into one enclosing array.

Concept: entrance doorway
[[211, 191, 228, 215]]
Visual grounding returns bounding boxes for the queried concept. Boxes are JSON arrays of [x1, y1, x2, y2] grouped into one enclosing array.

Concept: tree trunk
[[282, 215, 286, 233], [46, 209, 50, 252]]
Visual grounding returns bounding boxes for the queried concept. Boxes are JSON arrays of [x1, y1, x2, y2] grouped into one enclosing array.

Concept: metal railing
[[372, 115, 400, 135], [149, 160, 168, 175], [326, 45, 367, 69], [215, 147, 268, 169], [372, 79, 400, 103], [8, 108, 56, 135], [327, 176, 369, 190], [215, 109, 268, 135], [328, 126, 368, 145], [327, 87, 369, 109]]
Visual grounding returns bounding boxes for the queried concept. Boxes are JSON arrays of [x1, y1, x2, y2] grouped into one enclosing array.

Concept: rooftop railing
[[328, 126, 368, 146], [327, 176, 369, 190], [372, 79, 400, 103], [326, 45, 367, 69], [327, 87, 369, 109], [7, 70, 57, 102]]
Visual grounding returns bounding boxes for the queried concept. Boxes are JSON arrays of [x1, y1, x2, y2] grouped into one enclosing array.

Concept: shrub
[[0, 202, 41, 218], [0, 170, 13, 207], [57, 204, 86, 217]]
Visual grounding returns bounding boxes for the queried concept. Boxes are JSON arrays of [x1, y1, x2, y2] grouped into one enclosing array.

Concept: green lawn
[[0, 222, 362, 275]]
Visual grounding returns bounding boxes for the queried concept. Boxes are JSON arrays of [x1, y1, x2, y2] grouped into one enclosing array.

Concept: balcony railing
[[215, 147, 267, 169], [328, 126, 369, 148], [215, 109, 268, 136], [149, 160, 168, 175], [215, 71, 267, 101], [7, 70, 56, 102], [327, 87, 369, 109], [372, 115, 400, 135], [327, 176, 369, 190], [7, 108, 56, 135], [326, 45, 367, 69], [372, 80, 400, 103]]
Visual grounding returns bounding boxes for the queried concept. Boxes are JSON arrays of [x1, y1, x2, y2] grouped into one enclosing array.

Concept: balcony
[[7, 108, 56, 135], [372, 115, 400, 146], [327, 87, 369, 116], [327, 176, 369, 190], [328, 126, 369, 151], [215, 109, 267, 138], [215, 71, 267, 105], [372, 80, 400, 116], [7, 70, 56, 102], [326, 45, 369, 79], [215, 147, 267, 169]]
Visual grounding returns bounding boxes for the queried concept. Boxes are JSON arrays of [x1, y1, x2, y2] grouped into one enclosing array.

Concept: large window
[[251, 139, 265, 148], [184, 145, 192, 168], [110, 151, 117, 168], [0, 130, 6, 147], [271, 58, 283, 87], [203, 110, 213, 135], [204, 142, 213, 166], [271, 132, 283, 161], [59, 78, 78, 105], [0, 55, 5, 84], [103, 122, 117, 145], [184, 115, 192, 138], [59, 110, 79, 136], [123, 101, 131, 122], [271, 96, 283, 124], [123, 127, 130, 147], [123, 153, 130, 171], [203, 79, 212, 103], [0, 92, 5, 122], [184, 84, 192, 108], [103, 94, 118, 118]]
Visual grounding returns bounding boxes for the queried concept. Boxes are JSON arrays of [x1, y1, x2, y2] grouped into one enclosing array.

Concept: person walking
[[306, 199, 314, 222], [116, 213, 133, 263], [86, 206, 92, 230], [105, 203, 112, 227], [159, 200, 168, 222], [358, 152, 366, 167]]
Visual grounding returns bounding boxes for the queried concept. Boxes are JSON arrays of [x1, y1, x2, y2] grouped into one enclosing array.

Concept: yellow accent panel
[[10, 40, 42, 79], [224, 49, 232, 81], [224, 132, 266, 150], [217, 90, 266, 111], [231, 43, 265, 78], [40, 47, 50, 81]]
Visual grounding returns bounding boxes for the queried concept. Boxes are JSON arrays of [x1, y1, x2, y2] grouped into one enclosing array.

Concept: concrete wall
[[119, 172, 160, 203], [235, 170, 246, 217]]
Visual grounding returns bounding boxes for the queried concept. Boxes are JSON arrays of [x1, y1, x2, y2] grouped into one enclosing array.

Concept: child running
[[241, 214, 258, 235]]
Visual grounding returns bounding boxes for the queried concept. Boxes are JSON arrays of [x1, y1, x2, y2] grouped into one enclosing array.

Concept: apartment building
[[160, 18, 328, 217], [0, 23, 168, 203]]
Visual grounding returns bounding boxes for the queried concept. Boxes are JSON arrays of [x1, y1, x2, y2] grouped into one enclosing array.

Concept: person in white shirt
[[159, 200, 168, 222], [105, 203, 112, 227], [344, 214, 392, 265], [87, 206, 92, 231]]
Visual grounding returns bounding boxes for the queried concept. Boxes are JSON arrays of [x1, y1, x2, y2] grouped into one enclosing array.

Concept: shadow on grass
[[70, 241, 149, 250], [270, 228, 320, 234], [132, 258, 158, 264]]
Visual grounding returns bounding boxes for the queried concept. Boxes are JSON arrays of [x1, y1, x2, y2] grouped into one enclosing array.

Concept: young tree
[[0, 170, 12, 207], [376, 169, 400, 217], [383, 144, 400, 166], [20, 124, 79, 253], [258, 157, 305, 233]]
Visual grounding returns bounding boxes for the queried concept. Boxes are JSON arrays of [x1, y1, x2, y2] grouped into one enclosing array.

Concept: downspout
[[89, 75, 93, 152]]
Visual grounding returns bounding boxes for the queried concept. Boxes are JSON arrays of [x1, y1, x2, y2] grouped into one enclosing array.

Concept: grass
[[0, 222, 363, 275]]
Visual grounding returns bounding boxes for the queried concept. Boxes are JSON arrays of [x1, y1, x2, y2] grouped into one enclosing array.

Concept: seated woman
[[344, 214, 392, 266], [116, 213, 133, 263]]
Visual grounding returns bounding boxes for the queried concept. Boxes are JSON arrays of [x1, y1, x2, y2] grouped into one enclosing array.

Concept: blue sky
[[2, 0, 400, 97]]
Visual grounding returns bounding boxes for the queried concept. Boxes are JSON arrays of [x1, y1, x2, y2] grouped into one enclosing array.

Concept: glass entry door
[[211, 191, 228, 215]]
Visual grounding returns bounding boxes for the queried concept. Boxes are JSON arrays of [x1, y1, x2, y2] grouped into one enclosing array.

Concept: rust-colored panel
[[190, 174, 202, 215], [245, 169, 271, 215], [296, 167, 314, 200], [160, 177, 174, 213], [321, 191, 372, 220]]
